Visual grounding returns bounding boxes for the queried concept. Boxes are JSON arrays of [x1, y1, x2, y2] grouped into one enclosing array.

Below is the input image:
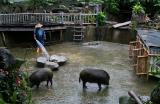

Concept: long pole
[[1, 32, 7, 47], [128, 91, 143, 104]]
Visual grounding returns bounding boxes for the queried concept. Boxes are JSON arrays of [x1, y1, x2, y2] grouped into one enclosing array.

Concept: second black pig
[[79, 68, 110, 91]]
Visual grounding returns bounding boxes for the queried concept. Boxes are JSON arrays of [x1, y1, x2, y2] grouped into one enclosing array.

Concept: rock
[[49, 55, 67, 66], [0, 48, 15, 70], [45, 61, 59, 71], [139, 96, 150, 104], [36, 57, 47, 68], [0, 48, 25, 71]]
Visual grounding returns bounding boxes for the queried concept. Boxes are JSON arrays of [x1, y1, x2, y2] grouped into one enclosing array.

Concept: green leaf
[[10, 91, 17, 104]]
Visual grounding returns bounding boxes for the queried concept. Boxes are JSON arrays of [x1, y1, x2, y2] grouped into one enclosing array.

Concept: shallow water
[[10, 41, 157, 104]]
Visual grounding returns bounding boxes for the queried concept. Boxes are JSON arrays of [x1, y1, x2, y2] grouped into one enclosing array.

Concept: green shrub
[[0, 69, 33, 104], [132, 2, 144, 15], [97, 11, 106, 26]]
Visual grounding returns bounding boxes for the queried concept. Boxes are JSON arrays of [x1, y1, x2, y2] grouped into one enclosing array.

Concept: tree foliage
[[0, 0, 10, 5], [103, 0, 119, 14], [27, 0, 49, 9]]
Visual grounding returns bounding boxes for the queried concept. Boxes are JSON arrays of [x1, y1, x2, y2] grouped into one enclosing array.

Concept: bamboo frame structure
[[129, 30, 160, 79]]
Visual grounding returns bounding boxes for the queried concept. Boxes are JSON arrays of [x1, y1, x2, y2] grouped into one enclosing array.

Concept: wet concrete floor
[[10, 41, 157, 104]]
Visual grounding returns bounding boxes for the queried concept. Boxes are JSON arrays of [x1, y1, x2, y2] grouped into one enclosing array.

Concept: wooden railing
[[0, 13, 97, 25]]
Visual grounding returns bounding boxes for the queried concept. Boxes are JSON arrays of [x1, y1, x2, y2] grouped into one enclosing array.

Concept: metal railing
[[0, 13, 97, 25]]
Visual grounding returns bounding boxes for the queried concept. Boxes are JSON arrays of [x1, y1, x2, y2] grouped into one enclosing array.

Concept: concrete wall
[[84, 25, 96, 42], [63, 25, 136, 44]]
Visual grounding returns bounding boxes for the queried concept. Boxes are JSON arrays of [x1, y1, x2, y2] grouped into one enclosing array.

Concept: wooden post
[[1, 32, 7, 47], [129, 41, 138, 58], [49, 31, 52, 42], [60, 30, 63, 41], [80, 13, 82, 24], [61, 12, 64, 24], [136, 55, 148, 75]]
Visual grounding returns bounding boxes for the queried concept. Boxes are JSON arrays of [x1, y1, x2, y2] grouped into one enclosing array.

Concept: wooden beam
[[138, 55, 148, 58], [129, 41, 138, 45], [149, 54, 160, 56], [136, 73, 148, 75], [0, 26, 67, 32], [113, 21, 131, 28]]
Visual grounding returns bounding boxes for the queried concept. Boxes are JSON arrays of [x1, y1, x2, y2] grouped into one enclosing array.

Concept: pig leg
[[46, 80, 49, 87], [83, 81, 87, 89], [49, 79, 52, 86], [36, 83, 40, 88], [98, 83, 101, 91], [46, 79, 52, 87]]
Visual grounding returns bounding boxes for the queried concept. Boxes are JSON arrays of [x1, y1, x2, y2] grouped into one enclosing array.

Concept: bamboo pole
[[128, 91, 143, 104], [60, 30, 63, 41], [1, 32, 7, 47]]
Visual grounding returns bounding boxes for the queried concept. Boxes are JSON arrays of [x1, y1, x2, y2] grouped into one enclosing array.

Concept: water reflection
[[80, 86, 109, 104]]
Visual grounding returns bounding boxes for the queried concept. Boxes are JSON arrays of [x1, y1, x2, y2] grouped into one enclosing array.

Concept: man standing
[[34, 22, 46, 55]]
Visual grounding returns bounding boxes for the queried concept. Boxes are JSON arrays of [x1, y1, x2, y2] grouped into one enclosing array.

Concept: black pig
[[79, 68, 110, 91], [29, 68, 53, 88]]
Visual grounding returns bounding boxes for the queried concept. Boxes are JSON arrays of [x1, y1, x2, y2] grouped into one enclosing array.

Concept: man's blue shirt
[[34, 28, 46, 46]]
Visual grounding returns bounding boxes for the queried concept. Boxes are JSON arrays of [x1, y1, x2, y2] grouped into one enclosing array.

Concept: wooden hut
[[129, 28, 160, 78]]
